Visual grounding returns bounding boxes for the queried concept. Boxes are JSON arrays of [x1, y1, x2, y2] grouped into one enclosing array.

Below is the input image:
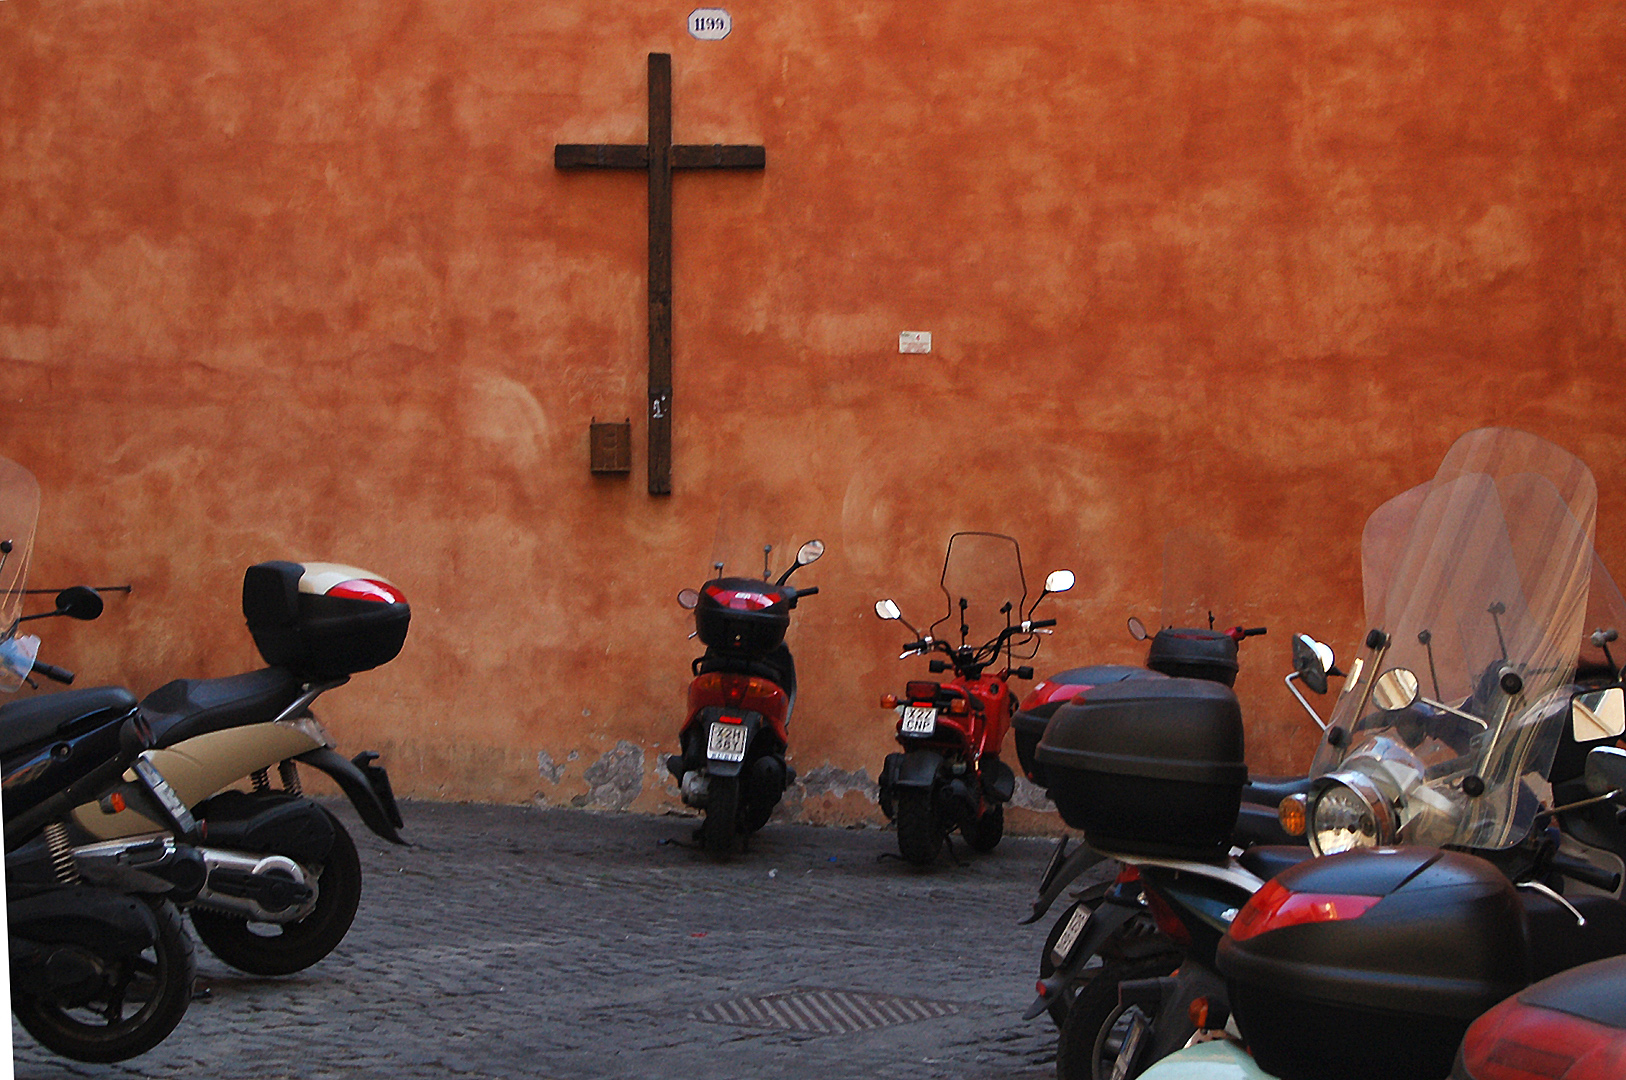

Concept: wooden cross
[[556, 53, 766, 496]]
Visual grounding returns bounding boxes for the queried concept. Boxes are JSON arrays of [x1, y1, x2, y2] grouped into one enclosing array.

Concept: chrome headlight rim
[[1308, 770, 1398, 856]]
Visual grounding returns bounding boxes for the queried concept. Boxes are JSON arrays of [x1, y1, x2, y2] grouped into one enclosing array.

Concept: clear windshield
[[1160, 529, 1231, 629], [0, 455, 41, 692], [1360, 483, 1429, 628], [1313, 428, 1597, 851], [930, 532, 1029, 649], [703, 482, 813, 583], [1580, 552, 1626, 681]]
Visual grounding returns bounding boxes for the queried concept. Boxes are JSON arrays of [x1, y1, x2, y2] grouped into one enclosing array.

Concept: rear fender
[[294, 747, 407, 845], [692, 709, 764, 779], [890, 749, 944, 790]]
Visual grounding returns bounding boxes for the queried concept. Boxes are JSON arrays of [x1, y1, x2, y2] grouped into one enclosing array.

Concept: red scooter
[[670, 538, 824, 855], [874, 532, 1073, 865]]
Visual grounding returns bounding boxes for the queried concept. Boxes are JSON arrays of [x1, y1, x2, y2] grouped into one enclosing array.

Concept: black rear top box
[[1011, 665, 1165, 788], [244, 561, 410, 680], [1145, 628, 1239, 685], [1217, 848, 1528, 1080], [1035, 677, 1245, 856], [694, 578, 794, 653]]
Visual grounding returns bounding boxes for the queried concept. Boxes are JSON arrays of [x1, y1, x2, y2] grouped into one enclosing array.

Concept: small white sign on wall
[[689, 9, 732, 39], [899, 331, 932, 354]]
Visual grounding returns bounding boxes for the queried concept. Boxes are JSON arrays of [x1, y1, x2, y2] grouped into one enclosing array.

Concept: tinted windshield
[[1313, 428, 1597, 850], [0, 456, 41, 692], [931, 532, 1028, 649], [1160, 529, 1231, 629]]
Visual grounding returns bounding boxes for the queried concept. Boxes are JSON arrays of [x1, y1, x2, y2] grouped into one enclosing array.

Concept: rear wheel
[[701, 775, 740, 856], [896, 788, 942, 865], [1054, 955, 1183, 1080], [13, 897, 195, 1063], [964, 802, 1004, 852], [190, 809, 363, 976]]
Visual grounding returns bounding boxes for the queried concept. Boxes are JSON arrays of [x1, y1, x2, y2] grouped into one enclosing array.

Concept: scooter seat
[[140, 668, 306, 747], [0, 686, 138, 758]]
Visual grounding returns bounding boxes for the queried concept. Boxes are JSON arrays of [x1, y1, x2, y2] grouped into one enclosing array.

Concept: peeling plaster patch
[[795, 764, 878, 799], [1012, 775, 1050, 811], [537, 751, 567, 785], [579, 740, 644, 810]]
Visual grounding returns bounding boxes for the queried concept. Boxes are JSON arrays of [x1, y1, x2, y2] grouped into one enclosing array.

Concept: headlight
[[1308, 771, 1397, 855]]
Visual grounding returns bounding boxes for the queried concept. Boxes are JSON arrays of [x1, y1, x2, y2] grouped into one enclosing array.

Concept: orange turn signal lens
[[1278, 793, 1308, 837], [880, 694, 899, 709], [947, 697, 969, 715]]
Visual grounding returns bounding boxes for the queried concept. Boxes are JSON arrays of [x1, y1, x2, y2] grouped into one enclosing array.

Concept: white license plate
[[1051, 903, 1092, 965], [706, 720, 749, 762], [134, 754, 198, 834], [900, 706, 937, 735]]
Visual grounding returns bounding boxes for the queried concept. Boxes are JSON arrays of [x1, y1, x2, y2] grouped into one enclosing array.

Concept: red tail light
[[905, 681, 939, 701], [720, 675, 774, 706], [326, 578, 406, 603], [1460, 994, 1626, 1079], [1228, 879, 1381, 942]]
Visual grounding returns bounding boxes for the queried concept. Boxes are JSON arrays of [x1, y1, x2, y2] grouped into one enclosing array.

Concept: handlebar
[[1226, 625, 1268, 643], [1550, 851, 1623, 893], [30, 659, 75, 685], [1027, 619, 1057, 631], [795, 586, 820, 599]]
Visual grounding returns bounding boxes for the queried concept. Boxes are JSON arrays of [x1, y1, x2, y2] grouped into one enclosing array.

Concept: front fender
[[295, 747, 407, 845]]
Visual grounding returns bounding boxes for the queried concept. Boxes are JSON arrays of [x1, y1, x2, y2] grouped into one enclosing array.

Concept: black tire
[[701, 775, 739, 856], [964, 802, 1004, 852], [190, 809, 363, 976], [896, 788, 942, 865], [13, 897, 195, 1063], [1054, 955, 1183, 1080]]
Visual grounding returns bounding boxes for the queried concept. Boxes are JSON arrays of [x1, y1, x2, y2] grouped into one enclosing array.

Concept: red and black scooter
[[669, 539, 824, 855], [873, 532, 1073, 865]]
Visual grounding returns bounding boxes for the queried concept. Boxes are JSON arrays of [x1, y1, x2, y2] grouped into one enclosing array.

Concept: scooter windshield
[[1159, 528, 1232, 629], [703, 483, 812, 583], [0, 455, 42, 693], [1312, 428, 1597, 851], [931, 532, 1029, 650]]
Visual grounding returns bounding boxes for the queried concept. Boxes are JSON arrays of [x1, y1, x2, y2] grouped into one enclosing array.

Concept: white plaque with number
[[689, 9, 732, 39]]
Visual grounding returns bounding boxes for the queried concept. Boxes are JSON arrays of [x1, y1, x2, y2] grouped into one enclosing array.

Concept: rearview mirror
[[875, 599, 901, 622], [54, 586, 104, 622], [677, 589, 700, 610], [1574, 687, 1626, 742], [1292, 633, 1335, 695], [1127, 616, 1149, 642], [1373, 668, 1420, 711], [797, 539, 826, 567], [1585, 745, 1626, 797], [1043, 570, 1075, 595]]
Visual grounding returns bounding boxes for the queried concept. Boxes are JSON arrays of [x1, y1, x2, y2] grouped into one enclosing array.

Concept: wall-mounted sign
[[899, 331, 932, 354], [689, 9, 731, 40]]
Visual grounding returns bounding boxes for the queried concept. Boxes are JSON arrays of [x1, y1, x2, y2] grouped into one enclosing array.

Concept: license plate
[[900, 705, 937, 735], [1051, 903, 1092, 965], [134, 754, 198, 835], [706, 720, 749, 762]]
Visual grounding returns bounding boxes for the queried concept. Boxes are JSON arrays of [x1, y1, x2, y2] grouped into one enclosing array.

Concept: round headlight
[[1309, 771, 1397, 855]]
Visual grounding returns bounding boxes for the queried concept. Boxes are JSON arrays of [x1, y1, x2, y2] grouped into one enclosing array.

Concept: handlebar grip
[[31, 660, 75, 685], [1028, 619, 1057, 630], [1551, 852, 1623, 893], [1242, 627, 1268, 638], [796, 586, 820, 599]]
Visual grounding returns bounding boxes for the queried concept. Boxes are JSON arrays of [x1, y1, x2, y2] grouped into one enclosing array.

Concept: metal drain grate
[[693, 988, 961, 1035]]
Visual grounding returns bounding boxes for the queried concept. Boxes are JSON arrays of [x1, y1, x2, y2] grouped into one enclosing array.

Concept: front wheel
[[1055, 955, 1183, 1080], [13, 897, 195, 1063], [190, 809, 363, 976], [701, 775, 739, 856], [896, 788, 943, 866]]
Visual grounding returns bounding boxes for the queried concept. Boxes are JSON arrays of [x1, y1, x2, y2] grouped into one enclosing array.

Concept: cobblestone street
[[13, 800, 1071, 1080]]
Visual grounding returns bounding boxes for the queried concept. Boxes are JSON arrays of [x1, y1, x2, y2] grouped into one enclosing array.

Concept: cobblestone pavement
[[13, 800, 1087, 1080]]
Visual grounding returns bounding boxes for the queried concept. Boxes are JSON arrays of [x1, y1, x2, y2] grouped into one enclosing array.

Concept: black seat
[[140, 668, 306, 747], [0, 686, 138, 757]]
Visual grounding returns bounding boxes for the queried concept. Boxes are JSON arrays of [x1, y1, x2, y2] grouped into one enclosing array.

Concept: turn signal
[[98, 791, 127, 814], [947, 697, 969, 716], [1188, 997, 1210, 1029], [1278, 793, 1308, 837], [880, 694, 899, 709]]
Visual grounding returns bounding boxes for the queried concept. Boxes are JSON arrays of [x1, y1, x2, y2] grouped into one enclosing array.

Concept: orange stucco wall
[[4, 0, 1624, 825]]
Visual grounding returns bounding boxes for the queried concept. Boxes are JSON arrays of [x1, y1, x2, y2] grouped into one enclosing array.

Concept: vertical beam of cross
[[556, 53, 766, 495]]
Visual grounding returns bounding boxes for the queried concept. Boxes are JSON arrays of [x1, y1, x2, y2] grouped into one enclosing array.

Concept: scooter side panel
[[70, 724, 323, 840], [1136, 1040, 1276, 1080]]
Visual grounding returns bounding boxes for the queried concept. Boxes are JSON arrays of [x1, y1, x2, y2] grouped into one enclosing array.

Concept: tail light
[[1459, 994, 1626, 1079], [905, 681, 939, 701], [721, 675, 775, 706], [1227, 878, 1381, 942]]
